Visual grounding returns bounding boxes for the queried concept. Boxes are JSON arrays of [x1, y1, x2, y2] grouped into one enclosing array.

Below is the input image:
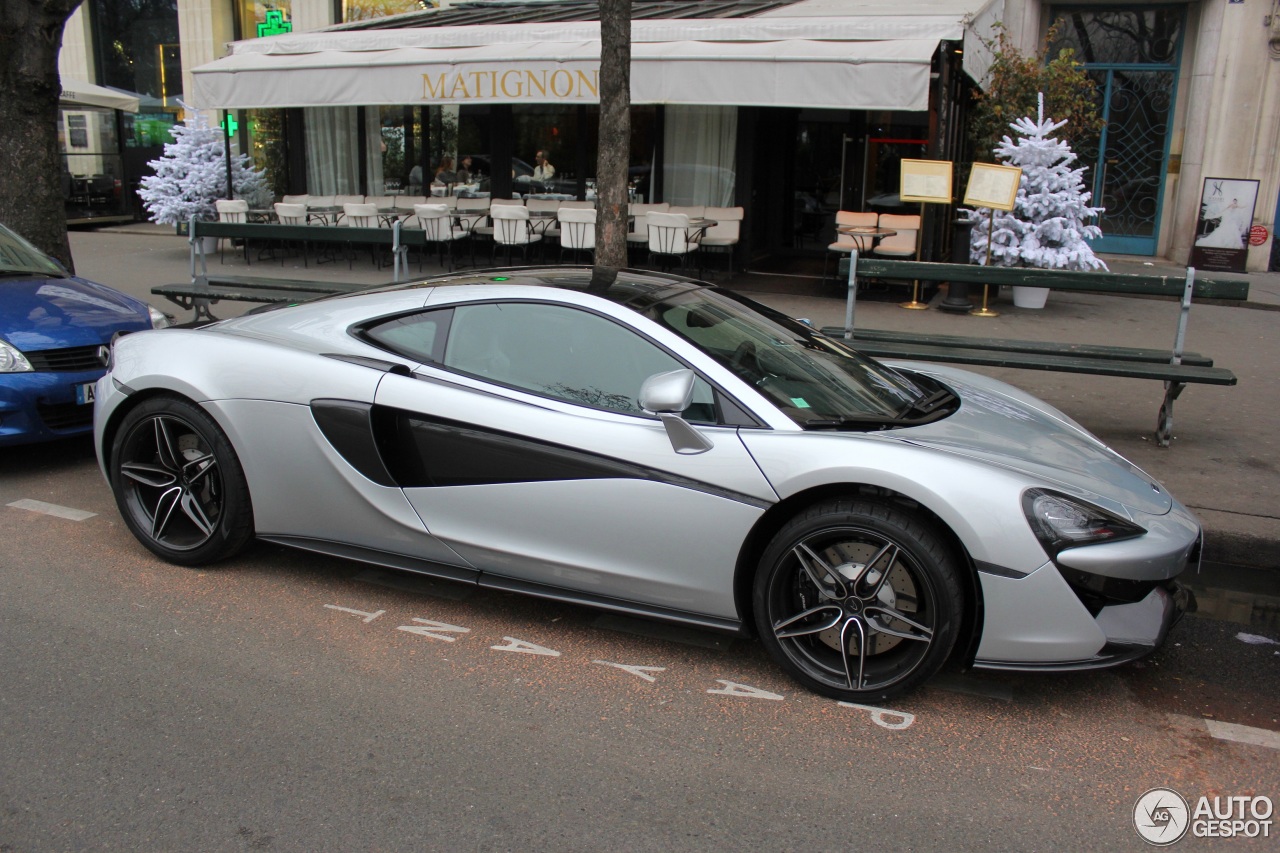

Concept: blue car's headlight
[[1022, 488, 1146, 557], [0, 339, 33, 373], [148, 305, 171, 329]]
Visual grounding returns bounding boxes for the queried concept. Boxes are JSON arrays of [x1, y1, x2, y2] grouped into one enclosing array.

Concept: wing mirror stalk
[[639, 369, 714, 455]]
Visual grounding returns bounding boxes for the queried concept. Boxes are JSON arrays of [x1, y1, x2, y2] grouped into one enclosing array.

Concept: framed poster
[[900, 159, 953, 204], [1189, 177, 1259, 273], [963, 163, 1022, 211]]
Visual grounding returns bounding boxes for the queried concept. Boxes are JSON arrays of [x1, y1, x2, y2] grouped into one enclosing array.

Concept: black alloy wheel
[[110, 396, 254, 566], [754, 499, 963, 702]]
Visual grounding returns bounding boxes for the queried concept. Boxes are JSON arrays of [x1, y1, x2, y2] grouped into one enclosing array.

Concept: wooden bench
[[154, 217, 423, 322], [827, 258, 1249, 447], [152, 275, 373, 323]]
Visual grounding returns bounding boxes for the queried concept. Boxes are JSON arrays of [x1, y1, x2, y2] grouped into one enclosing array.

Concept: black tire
[[109, 395, 254, 566], [753, 498, 963, 702]]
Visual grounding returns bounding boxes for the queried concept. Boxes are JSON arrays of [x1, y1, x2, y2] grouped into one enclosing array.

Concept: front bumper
[[0, 369, 104, 446], [976, 580, 1194, 672]]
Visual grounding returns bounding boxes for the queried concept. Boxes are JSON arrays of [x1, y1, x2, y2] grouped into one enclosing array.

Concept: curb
[[1202, 528, 1280, 573]]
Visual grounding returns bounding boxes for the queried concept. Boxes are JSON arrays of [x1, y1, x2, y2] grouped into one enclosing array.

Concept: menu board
[[899, 159, 953, 204], [963, 163, 1022, 211]]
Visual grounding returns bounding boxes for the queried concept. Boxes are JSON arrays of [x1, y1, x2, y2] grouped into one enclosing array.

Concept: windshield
[[637, 287, 931, 425], [0, 224, 65, 278]]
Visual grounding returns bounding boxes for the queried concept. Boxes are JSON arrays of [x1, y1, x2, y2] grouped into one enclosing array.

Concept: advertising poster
[[1189, 177, 1259, 272]]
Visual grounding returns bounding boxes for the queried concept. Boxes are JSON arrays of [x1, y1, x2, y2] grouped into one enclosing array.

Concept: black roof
[[332, 0, 796, 30]]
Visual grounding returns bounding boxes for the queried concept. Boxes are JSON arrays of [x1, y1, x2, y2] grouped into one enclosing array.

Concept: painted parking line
[[7, 499, 96, 521], [1205, 720, 1280, 751]]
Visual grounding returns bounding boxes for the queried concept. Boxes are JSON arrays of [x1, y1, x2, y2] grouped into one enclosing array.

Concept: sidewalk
[[69, 223, 1280, 572]]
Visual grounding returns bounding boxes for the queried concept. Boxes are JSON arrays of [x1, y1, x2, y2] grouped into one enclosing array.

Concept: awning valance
[[192, 6, 999, 112], [60, 79, 141, 112]]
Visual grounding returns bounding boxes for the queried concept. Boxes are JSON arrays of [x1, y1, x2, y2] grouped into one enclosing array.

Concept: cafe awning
[[60, 79, 141, 112], [192, 2, 1000, 112]]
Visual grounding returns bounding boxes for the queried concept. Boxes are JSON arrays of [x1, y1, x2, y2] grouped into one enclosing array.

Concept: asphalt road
[[2, 437, 1277, 852]]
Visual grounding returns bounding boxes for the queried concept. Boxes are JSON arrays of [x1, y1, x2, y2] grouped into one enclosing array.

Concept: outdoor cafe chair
[[557, 207, 596, 264], [700, 206, 744, 276], [873, 213, 921, 259], [214, 198, 250, 264], [491, 204, 542, 265], [824, 210, 879, 282], [413, 203, 471, 271], [646, 211, 701, 272], [269, 202, 309, 267]]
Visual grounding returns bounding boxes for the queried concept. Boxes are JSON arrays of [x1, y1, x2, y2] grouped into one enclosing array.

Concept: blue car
[[0, 222, 168, 446]]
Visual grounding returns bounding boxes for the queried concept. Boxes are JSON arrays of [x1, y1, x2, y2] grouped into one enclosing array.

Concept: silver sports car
[[94, 268, 1198, 701]]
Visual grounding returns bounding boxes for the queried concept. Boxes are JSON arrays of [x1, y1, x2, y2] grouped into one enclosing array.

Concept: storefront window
[[236, 1, 294, 40], [248, 110, 289, 200], [303, 106, 384, 195], [343, 0, 421, 22], [89, 0, 182, 103], [60, 107, 127, 218]]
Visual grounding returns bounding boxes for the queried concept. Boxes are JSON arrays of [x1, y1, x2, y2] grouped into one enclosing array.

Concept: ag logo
[[1134, 787, 1190, 845]]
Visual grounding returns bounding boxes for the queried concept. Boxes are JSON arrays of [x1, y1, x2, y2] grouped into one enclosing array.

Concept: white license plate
[[75, 381, 96, 405]]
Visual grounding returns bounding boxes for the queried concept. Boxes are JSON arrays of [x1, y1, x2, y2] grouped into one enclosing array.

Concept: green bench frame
[[828, 257, 1249, 447]]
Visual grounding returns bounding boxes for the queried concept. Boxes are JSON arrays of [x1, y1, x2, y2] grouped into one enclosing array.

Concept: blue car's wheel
[[754, 499, 963, 702], [110, 396, 254, 566]]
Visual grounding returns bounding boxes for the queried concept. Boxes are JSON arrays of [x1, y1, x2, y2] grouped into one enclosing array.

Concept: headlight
[[148, 305, 172, 329], [0, 339, 33, 373], [1022, 488, 1146, 558]]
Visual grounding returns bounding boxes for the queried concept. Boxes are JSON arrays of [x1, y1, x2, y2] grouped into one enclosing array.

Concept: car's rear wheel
[[110, 396, 254, 566], [754, 499, 962, 702]]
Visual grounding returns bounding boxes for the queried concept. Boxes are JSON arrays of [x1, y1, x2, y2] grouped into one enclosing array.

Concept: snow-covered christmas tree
[[138, 107, 269, 225], [968, 93, 1107, 271]]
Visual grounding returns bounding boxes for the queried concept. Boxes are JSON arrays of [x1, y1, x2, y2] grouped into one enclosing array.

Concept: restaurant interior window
[[860, 113, 928, 212], [512, 105, 580, 196], [663, 106, 736, 207]]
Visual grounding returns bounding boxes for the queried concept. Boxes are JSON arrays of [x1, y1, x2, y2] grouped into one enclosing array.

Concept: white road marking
[[7, 499, 96, 521], [490, 637, 561, 657], [706, 680, 784, 701], [323, 604, 385, 623], [397, 618, 471, 642], [839, 701, 916, 730], [592, 661, 666, 682], [1205, 720, 1280, 751]]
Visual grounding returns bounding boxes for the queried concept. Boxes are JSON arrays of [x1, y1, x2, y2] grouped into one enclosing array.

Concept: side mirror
[[639, 368, 696, 414], [639, 369, 713, 455]]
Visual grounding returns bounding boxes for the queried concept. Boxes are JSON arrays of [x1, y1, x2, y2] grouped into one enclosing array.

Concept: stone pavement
[[68, 222, 1280, 573]]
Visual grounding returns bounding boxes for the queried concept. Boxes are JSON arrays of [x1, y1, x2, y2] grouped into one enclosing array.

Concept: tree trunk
[[590, 0, 631, 290], [0, 0, 83, 271]]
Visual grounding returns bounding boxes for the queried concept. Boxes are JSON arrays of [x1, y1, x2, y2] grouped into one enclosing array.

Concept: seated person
[[533, 150, 555, 182], [434, 156, 457, 184], [456, 155, 474, 184]]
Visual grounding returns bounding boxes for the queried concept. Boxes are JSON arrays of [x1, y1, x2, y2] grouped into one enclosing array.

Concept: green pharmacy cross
[[220, 114, 239, 137], [257, 9, 293, 38]]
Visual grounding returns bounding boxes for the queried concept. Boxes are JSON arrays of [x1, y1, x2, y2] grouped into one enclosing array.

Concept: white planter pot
[[1012, 285, 1049, 309], [197, 235, 219, 255]]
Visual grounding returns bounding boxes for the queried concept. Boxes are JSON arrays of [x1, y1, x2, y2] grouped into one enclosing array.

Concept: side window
[[362, 310, 450, 364], [441, 302, 716, 420]]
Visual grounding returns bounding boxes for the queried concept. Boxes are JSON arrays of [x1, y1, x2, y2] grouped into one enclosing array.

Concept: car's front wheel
[[754, 499, 963, 702], [110, 396, 254, 566]]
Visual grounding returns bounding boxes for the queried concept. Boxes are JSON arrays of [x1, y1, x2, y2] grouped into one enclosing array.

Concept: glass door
[[1050, 6, 1185, 255]]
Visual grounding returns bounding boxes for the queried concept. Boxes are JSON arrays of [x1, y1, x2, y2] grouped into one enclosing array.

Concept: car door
[[369, 299, 777, 623]]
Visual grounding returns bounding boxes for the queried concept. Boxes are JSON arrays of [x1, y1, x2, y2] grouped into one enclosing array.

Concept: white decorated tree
[[139, 108, 269, 225], [968, 93, 1106, 272]]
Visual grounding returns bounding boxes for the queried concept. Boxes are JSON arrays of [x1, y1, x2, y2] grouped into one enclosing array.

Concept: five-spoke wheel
[[110, 396, 254, 566], [754, 499, 962, 701]]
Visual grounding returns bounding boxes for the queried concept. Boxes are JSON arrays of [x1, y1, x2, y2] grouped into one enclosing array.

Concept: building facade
[[58, 0, 1280, 272]]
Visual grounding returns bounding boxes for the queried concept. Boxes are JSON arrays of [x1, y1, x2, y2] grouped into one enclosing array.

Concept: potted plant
[[138, 106, 268, 252]]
